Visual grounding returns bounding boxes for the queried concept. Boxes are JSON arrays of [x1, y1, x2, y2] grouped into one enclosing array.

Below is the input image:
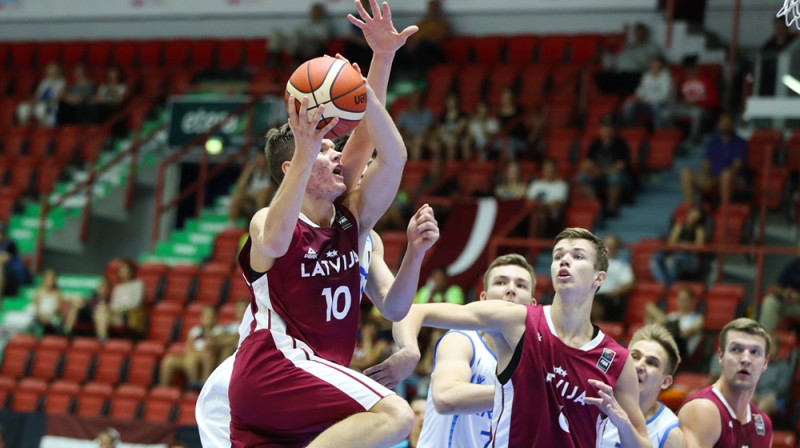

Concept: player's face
[[629, 340, 672, 396], [482, 265, 533, 305], [719, 330, 769, 392], [551, 238, 603, 294], [307, 139, 345, 200]]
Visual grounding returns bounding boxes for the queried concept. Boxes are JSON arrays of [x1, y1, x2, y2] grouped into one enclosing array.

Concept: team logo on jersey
[[546, 369, 587, 405], [305, 248, 318, 259], [596, 348, 616, 373], [754, 414, 766, 436], [336, 212, 353, 230], [326, 250, 338, 258], [301, 250, 360, 278]]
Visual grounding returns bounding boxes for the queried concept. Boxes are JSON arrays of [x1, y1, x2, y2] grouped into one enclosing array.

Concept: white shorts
[[196, 355, 235, 448]]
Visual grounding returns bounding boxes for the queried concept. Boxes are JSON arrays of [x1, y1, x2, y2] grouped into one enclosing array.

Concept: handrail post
[[727, 0, 742, 107], [34, 194, 49, 273], [197, 142, 209, 217], [716, 174, 731, 281], [665, 0, 675, 49], [80, 164, 95, 243], [125, 132, 141, 211], [757, 143, 772, 244], [753, 247, 765, 320]]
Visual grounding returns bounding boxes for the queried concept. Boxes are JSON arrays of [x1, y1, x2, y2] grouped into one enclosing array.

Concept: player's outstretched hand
[[286, 95, 339, 159], [407, 204, 439, 255], [586, 379, 632, 429], [347, 0, 418, 56], [363, 345, 421, 389]]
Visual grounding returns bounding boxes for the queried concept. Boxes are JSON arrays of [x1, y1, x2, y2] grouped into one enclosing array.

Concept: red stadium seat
[[194, 262, 231, 306], [377, 231, 407, 273], [218, 39, 245, 70], [162, 264, 200, 304], [518, 64, 549, 108], [473, 35, 506, 64], [569, 34, 600, 64], [646, 128, 682, 170], [8, 157, 39, 193], [595, 321, 624, 343], [76, 382, 112, 417], [712, 204, 751, 245], [771, 431, 796, 448], [545, 99, 576, 129], [93, 340, 133, 386], [458, 65, 489, 113], [227, 273, 251, 303], [127, 341, 165, 388], [774, 330, 798, 359], [211, 228, 246, 267], [703, 293, 740, 332], [44, 380, 80, 415], [244, 38, 268, 69], [754, 166, 790, 210], [625, 291, 660, 327], [177, 392, 199, 426], [0, 99, 17, 127], [538, 35, 569, 64], [3, 126, 27, 158], [165, 39, 190, 68], [672, 372, 711, 396], [30, 346, 64, 382], [62, 41, 87, 67], [167, 69, 195, 95], [507, 34, 538, 64], [110, 384, 146, 419], [630, 238, 662, 282], [87, 41, 113, 69], [458, 161, 496, 196], [618, 127, 648, 169], [11, 42, 36, 69], [566, 200, 601, 230], [61, 338, 100, 383], [138, 40, 164, 68], [12, 378, 46, 412], [0, 334, 36, 378], [550, 64, 583, 99], [486, 64, 521, 109], [112, 40, 139, 68], [142, 386, 181, 422], [27, 126, 53, 161], [52, 126, 82, 163], [426, 64, 458, 96], [442, 36, 474, 64], [147, 302, 182, 344], [11, 70, 38, 98], [37, 162, 63, 194], [138, 262, 168, 304], [81, 127, 108, 162], [36, 42, 62, 68], [190, 39, 216, 69], [544, 128, 578, 169]]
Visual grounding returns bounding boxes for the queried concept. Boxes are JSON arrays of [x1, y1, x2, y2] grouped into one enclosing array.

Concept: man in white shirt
[[593, 234, 634, 321], [526, 159, 569, 238], [624, 56, 674, 129]]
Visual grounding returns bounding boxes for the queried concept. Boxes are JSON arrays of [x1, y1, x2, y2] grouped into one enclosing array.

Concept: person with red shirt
[[669, 56, 719, 143]]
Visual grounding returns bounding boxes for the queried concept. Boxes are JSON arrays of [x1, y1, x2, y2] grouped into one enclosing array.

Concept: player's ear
[[478, 291, 487, 301], [282, 160, 291, 175], [661, 374, 673, 390]]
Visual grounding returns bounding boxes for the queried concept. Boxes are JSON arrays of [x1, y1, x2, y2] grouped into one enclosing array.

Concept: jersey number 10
[[323, 286, 352, 322]]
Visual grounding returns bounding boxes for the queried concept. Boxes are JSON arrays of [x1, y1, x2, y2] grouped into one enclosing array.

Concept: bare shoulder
[[678, 398, 721, 446], [436, 331, 477, 360], [369, 229, 384, 254], [249, 207, 270, 235]]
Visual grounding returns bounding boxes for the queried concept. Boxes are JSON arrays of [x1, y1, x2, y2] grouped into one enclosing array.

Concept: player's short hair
[[553, 227, 608, 272], [630, 324, 681, 376], [265, 123, 295, 184], [483, 254, 536, 293], [719, 318, 772, 356]]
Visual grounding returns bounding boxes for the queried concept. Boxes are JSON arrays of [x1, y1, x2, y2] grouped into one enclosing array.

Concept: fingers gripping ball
[[285, 56, 367, 138]]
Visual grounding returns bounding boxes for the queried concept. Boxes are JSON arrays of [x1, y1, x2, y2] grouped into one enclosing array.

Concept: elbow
[[432, 395, 458, 415], [382, 303, 411, 323]]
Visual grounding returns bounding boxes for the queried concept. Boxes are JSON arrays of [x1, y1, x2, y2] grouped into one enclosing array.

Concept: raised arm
[[367, 204, 439, 321], [677, 398, 721, 448], [341, 0, 417, 190], [249, 98, 339, 270], [429, 332, 495, 414]]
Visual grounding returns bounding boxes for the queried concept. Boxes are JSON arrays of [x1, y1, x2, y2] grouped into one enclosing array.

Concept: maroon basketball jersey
[[681, 386, 773, 448], [492, 305, 628, 448], [237, 205, 361, 366]]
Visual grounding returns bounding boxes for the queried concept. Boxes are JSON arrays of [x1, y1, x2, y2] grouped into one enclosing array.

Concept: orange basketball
[[285, 56, 367, 138]]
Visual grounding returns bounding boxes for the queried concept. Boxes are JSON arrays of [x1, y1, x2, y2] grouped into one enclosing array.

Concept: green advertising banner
[[167, 96, 287, 148]]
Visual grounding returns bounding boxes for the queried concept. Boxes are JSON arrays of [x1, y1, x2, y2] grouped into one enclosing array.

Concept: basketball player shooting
[[371, 228, 652, 447], [222, 1, 428, 446]]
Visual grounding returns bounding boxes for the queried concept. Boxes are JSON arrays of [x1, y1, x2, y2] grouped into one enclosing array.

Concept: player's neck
[[301, 198, 336, 227], [714, 379, 755, 423], [549, 299, 593, 347], [642, 396, 661, 420]]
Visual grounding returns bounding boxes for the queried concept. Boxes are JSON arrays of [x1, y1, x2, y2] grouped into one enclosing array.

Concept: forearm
[[255, 157, 314, 255], [617, 422, 652, 448], [392, 306, 425, 355], [433, 383, 495, 415], [381, 248, 426, 321], [364, 97, 406, 169]]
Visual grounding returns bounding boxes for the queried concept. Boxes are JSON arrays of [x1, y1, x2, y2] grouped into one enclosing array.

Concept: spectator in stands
[[228, 152, 275, 225], [58, 64, 95, 125], [431, 92, 467, 161], [403, 0, 450, 77], [759, 17, 796, 96], [494, 87, 528, 160], [526, 158, 569, 238], [94, 259, 145, 340], [649, 205, 707, 287], [96, 427, 120, 448], [595, 23, 663, 96], [668, 55, 720, 144], [758, 240, 800, 331], [397, 90, 435, 160], [160, 305, 224, 388], [414, 266, 464, 304], [0, 222, 28, 297], [218, 299, 250, 361], [494, 161, 527, 199], [645, 285, 704, 360], [592, 234, 635, 322], [30, 268, 64, 335], [269, 3, 332, 66], [16, 62, 65, 126], [92, 66, 127, 126], [623, 56, 673, 129], [64, 277, 111, 337], [579, 115, 632, 217], [753, 335, 797, 417], [523, 108, 545, 157], [463, 101, 499, 160], [680, 112, 748, 203]]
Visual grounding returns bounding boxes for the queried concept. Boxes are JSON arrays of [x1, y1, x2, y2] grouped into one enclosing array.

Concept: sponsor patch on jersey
[[596, 348, 616, 373], [754, 413, 766, 436], [337, 212, 353, 230], [304, 248, 318, 259]]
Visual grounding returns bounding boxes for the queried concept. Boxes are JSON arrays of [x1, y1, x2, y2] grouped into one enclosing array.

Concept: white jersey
[[597, 401, 680, 448], [417, 330, 498, 448], [196, 233, 374, 447]]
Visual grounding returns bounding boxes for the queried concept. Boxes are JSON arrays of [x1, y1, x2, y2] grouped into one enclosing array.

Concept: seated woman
[[159, 306, 224, 388], [64, 277, 111, 337], [95, 260, 145, 340], [30, 268, 64, 335], [650, 205, 707, 286], [645, 285, 704, 360]]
